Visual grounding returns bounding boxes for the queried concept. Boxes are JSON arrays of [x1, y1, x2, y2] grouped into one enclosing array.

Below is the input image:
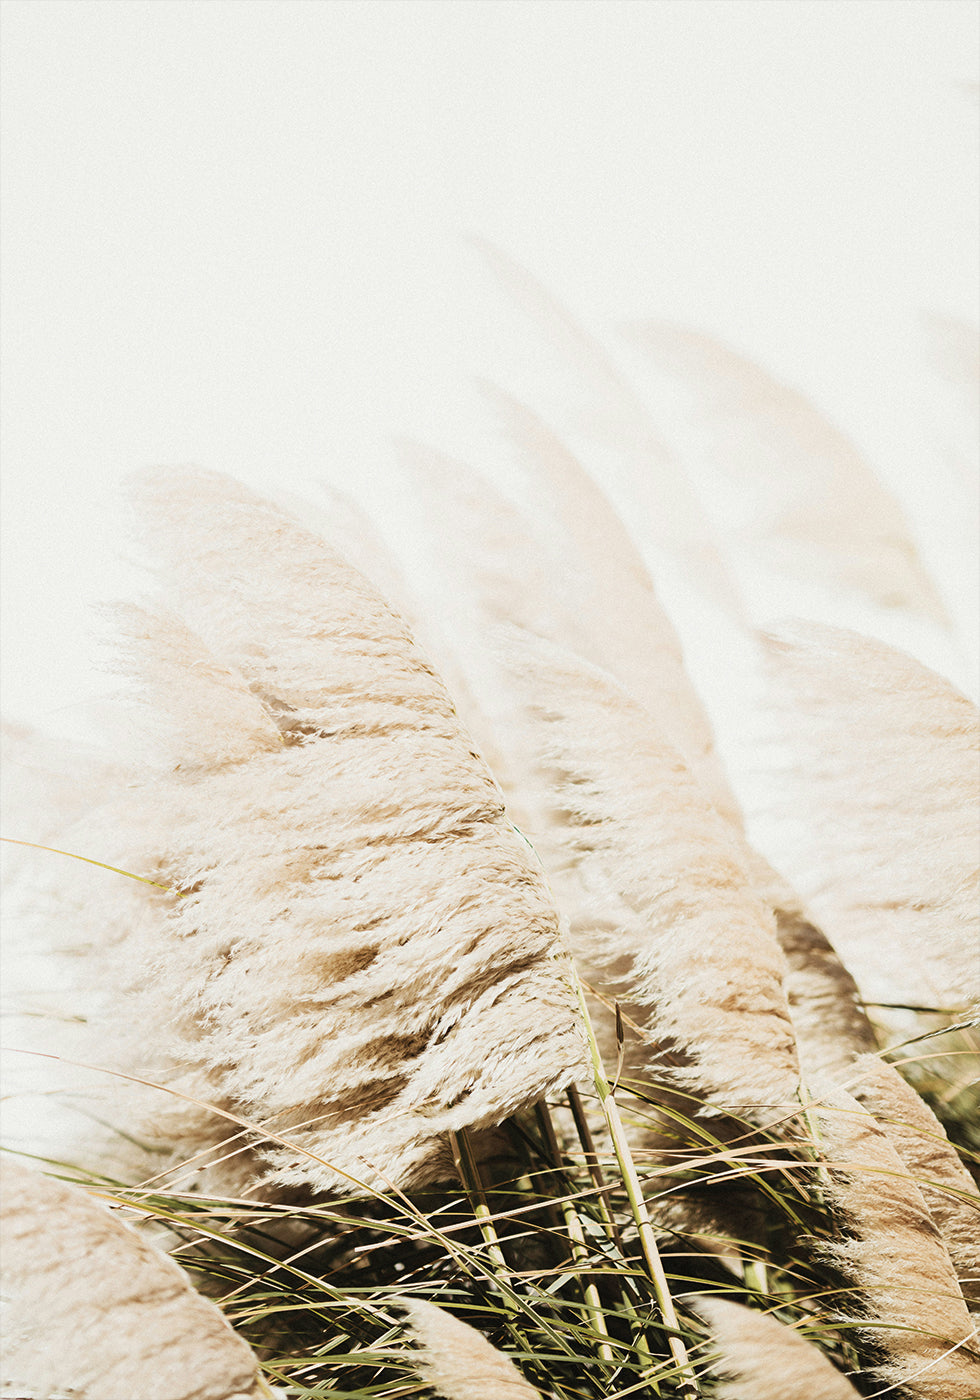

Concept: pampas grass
[[692, 1296, 863, 1399], [623, 323, 948, 624], [400, 1298, 546, 1399], [3, 279, 979, 1397], [0, 1157, 280, 1400], [812, 1087, 978, 1398], [753, 623, 980, 1019], [494, 634, 800, 1120], [16, 470, 588, 1196]]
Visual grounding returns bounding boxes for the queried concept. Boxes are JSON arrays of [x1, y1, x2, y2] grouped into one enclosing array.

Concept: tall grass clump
[[2, 271, 979, 1399]]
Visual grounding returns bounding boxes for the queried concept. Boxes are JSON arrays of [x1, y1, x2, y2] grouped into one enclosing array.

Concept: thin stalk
[[448, 1127, 582, 1367], [564, 1086, 657, 1379], [532, 1102, 617, 1364], [566, 1084, 623, 1250], [569, 966, 701, 1399], [448, 1128, 510, 1279], [0, 836, 176, 893]]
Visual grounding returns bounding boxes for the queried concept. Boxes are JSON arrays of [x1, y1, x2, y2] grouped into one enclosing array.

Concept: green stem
[[570, 966, 701, 1399], [533, 1101, 617, 1364], [564, 1086, 656, 1379], [448, 1128, 510, 1279], [1, 836, 176, 893]]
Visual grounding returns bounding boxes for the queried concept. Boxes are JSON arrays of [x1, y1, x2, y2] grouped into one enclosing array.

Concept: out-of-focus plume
[[0, 1157, 280, 1400], [623, 324, 949, 627], [692, 1295, 862, 1399], [813, 1086, 979, 1398], [469, 239, 740, 618], [752, 623, 980, 1018], [399, 1298, 544, 1399]]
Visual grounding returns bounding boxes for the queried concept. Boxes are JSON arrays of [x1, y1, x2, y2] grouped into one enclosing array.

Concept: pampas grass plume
[[18, 469, 587, 1192], [692, 1296, 862, 1399], [756, 623, 980, 1017], [0, 1158, 280, 1400], [399, 1298, 544, 1400]]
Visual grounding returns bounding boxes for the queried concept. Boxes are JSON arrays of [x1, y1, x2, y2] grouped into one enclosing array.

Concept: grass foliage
[[20, 1017, 977, 1400]]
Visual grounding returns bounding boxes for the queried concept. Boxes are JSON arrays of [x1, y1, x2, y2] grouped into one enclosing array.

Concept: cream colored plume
[[813, 1087, 979, 1399], [25, 469, 586, 1193], [692, 1296, 861, 1399], [394, 431, 717, 803], [393, 426, 888, 1093], [399, 1299, 544, 1400], [470, 238, 740, 616], [753, 623, 980, 1015], [762, 896, 980, 1305], [0, 1157, 279, 1400], [846, 1055, 980, 1309], [371, 453, 976, 1291], [497, 633, 800, 1117], [766, 904, 878, 1077], [624, 322, 948, 626], [477, 385, 743, 824]]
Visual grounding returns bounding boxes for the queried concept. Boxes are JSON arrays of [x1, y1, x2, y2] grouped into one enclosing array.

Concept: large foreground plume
[[21, 468, 587, 1192], [0, 1158, 279, 1400]]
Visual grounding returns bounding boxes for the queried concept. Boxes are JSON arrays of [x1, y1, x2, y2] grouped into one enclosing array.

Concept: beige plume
[[692, 1295, 862, 1399], [22, 469, 587, 1193], [845, 1055, 980, 1309], [470, 238, 740, 617], [476, 384, 743, 824], [624, 323, 948, 626], [0, 1157, 279, 1400], [378, 450, 978, 1296], [754, 623, 980, 1016], [496, 633, 801, 1118], [391, 421, 880, 1083], [399, 1299, 544, 1400], [814, 1087, 979, 1398]]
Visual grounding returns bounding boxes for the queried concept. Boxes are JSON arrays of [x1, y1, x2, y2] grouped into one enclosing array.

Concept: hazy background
[[2, 0, 978, 736]]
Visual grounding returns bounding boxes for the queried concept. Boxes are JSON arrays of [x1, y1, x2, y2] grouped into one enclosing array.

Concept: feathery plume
[[399, 1299, 545, 1400], [21, 469, 587, 1192], [692, 1296, 862, 1399], [846, 1055, 980, 1308], [389, 447, 972, 1290], [476, 385, 743, 824], [814, 1086, 979, 1398], [754, 623, 980, 1015], [393, 420, 877, 1079], [0, 1157, 279, 1400], [497, 633, 800, 1117], [767, 905, 879, 1076], [623, 323, 948, 625], [470, 239, 740, 616]]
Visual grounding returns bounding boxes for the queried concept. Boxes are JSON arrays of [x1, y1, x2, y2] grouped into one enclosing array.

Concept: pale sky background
[[2, 0, 979, 738]]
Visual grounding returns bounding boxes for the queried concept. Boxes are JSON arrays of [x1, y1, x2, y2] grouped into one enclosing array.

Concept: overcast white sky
[[2, 0, 978, 735]]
